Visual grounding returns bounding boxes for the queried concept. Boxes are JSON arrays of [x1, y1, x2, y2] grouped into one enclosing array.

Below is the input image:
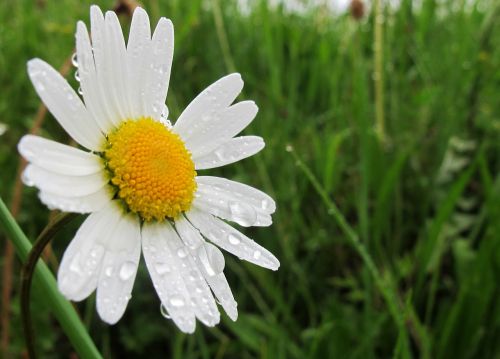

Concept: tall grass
[[1, 0, 500, 357]]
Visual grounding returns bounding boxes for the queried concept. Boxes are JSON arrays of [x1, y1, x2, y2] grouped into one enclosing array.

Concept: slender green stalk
[[287, 146, 409, 355], [21, 212, 79, 359], [373, 0, 386, 142], [0, 197, 102, 359], [211, 0, 237, 73]]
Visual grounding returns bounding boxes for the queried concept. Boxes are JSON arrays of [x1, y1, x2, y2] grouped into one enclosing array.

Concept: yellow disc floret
[[104, 118, 196, 221]]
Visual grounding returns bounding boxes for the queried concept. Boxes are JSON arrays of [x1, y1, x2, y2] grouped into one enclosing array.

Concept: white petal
[[22, 164, 108, 197], [173, 74, 243, 139], [175, 246, 221, 326], [194, 176, 275, 226], [142, 222, 196, 333], [57, 204, 121, 301], [175, 217, 238, 320], [202, 272, 238, 321], [75, 21, 114, 133], [175, 215, 205, 250], [103, 11, 130, 120], [39, 188, 112, 213], [160, 221, 221, 327], [193, 136, 265, 170], [90, 6, 121, 126], [184, 101, 258, 158], [27, 59, 104, 150], [186, 209, 279, 270], [143, 17, 174, 121], [96, 213, 141, 324], [18, 135, 103, 176], [126, 7, 151, 119]]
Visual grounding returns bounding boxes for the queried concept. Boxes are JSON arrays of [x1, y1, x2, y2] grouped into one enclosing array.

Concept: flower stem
[[21, 212, 79, 359], [0, 197, 102, 359], [287, 146, 409, 353]]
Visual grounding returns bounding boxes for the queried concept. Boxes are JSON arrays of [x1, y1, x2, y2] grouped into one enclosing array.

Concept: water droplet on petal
[[105, 266, 113, 277], [69, 253, 82, 274], [177, 248, 187, 259], [229, 201, 257, 226], [198, 243, 225, 277], [228, 233, 241, 245], [21, 171, 34, 186], [253, 250, 262, 260], [170, 296, 185, 307], [154, 262, 171, 275], [71, 52, 78, 67], [119, 261, 136, 281], [160, 303, 171, 319]]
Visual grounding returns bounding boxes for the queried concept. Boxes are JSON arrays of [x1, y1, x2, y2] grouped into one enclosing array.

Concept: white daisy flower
[[18, 5, 279, 333]]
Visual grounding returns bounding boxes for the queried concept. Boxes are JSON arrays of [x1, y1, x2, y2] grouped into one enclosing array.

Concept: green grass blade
[[0, 197, 102, 359]]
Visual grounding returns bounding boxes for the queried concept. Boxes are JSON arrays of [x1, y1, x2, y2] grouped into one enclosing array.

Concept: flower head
[[19, 5, 279, 333]]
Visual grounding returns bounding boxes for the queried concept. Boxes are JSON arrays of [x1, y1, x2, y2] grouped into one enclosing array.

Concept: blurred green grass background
[[1, 0, 500, 357]]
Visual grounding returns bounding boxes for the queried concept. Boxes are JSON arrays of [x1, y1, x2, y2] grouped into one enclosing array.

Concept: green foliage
[[1, 0, 500, 357]]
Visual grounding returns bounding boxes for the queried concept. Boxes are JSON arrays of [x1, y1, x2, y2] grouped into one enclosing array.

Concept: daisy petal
[[96, 213, 141, 324], [76, 21, 114, 133], [39, 188, 112, 213], [126, 7, 151, 119], [144, 17, 174, 121], [193, 136, 265, 170], [27, 59, 104, 150], [18, 135, 103, 176], [175, 217, 238, 320], [194, 176, 275, 227], [142, 223, 196, 333], [103, 11, 130, 120], [90, 6, 121, 126], [173, 73, 244, 139], [58, 204, 121, 301], [169, 224, 220, 326], [22, 164, 108, 197], [184, 101, 258, 158], [186, 209, 280, 270], [202, 272, 238, 321]]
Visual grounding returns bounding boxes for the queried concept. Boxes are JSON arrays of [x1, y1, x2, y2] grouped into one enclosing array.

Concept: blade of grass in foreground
[[0, 197, 102, 359]]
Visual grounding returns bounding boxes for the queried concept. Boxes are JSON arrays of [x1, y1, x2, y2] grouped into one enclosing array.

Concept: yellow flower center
[[104, 118, 196, 221]]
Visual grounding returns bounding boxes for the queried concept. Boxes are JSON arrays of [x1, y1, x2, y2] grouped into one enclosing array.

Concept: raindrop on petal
[[170, 296, 185, 307], [198, 243, 225, 277], [160, 303, 171, 319], [229, 201, 257, 226], [119, 261, 136, 281]]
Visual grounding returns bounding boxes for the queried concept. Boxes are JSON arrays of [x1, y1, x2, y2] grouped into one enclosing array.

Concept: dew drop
[[170, 297, 185, 307], [21, 171, 35, 186], [229, 202, 257, 226], [71, 52, 78, 67], [69, 253, 82, 274], [228, 233, 241, 245], [198, 243, 225, 277], [74, 70, 80, 82], [104, 266, 113, 277], [35, 81, 45, 92], [177, 248, 187, 259], [160, 303, 171, 319], [253, 250, 262, 260], [77, 86, 83, 96], [154, 262, 171, 275], [119, 261, 136, 281]]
